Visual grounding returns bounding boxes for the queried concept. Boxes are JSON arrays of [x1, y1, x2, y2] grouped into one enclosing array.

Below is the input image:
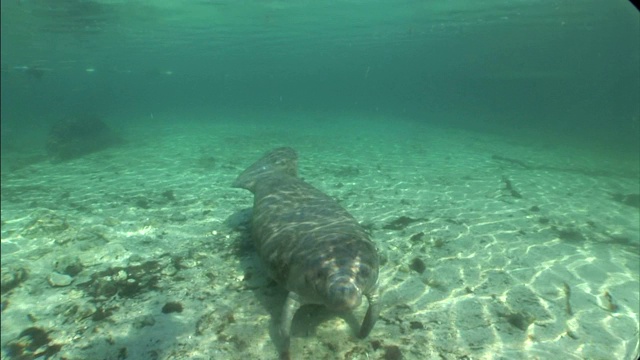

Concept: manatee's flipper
[[280, 292, 302, 360], [358, 289, 380, 338], [233, 147, 298, 192]]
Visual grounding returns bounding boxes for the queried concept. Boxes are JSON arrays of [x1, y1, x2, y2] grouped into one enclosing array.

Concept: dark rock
[[409, 258, 426, 274], [384, 345, 403, 360], [610, 193, 640, 209], [371, 340, 382, 351], [46, 115, 122, 161], [409, 321, 424, 330], [117, 347, 128, 360], [162, 302, 183, 314]]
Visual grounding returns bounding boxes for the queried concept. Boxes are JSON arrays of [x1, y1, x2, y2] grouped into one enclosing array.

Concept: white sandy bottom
[[1, 113, 638, 360]]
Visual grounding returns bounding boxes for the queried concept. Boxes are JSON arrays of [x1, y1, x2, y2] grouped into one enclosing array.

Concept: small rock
[[113, 270, 128, 282], [54, 255, 83, 276], [48, 272, 73, 287], [76, 303, 97, 319]]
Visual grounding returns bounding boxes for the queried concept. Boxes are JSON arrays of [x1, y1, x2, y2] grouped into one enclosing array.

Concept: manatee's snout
[[327, 276, 362, 311]]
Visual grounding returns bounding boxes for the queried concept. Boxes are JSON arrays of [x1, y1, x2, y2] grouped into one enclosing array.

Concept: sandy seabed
[[2, 113, 639, 360]]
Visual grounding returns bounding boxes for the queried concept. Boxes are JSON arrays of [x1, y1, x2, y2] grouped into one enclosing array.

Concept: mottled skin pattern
[[233, 147, 379, 359]]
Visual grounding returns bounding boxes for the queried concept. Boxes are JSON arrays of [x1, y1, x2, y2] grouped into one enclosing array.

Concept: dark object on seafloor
[[232, 147, 380, 359], [409, 258, 426, 274], [492, 154, 531, 169], [162, 302, 184, 314], [382, 216, 427, 230], [501, 176, 522, 199], [46, 115, 122, 161], [609, 192, 640, 209]]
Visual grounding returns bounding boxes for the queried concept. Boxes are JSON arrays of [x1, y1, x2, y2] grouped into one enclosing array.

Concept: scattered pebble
[[48, 272, 73, 287]]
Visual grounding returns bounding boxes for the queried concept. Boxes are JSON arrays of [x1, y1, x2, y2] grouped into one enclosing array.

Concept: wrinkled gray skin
[[232, 147, 379, 359]]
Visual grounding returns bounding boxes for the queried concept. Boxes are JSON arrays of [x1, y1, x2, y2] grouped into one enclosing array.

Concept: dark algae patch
[[78, 260, 162, 300], [500, 311, 536, 331], [409, 321, 424, 330], [162, 302, 184, 314], [6, 327, 62, 359], [46, 114, 122, 161], [384, 345, 403, 360], [1, 267, 29, 294], [609, 193, 640, 209], [409, 232, 424, 242], [554, 227, 585, 242], [409, 258, 426, 274], [382, 216, 427, 230]]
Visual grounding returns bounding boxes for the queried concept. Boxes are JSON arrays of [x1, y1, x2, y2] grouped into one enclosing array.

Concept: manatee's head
[[326, 274, 363, 311], [321, 246, 379, 311]]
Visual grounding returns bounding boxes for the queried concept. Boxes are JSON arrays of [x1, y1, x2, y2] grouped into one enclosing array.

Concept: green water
[[1, 1, 639, 360], [2, 0, 639, 153]]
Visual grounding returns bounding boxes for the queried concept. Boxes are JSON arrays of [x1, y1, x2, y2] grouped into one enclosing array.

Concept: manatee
[[232, 147, 380, 359]]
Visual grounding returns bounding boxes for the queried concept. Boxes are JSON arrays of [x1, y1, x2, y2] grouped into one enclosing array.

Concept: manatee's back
[[232, 147, 381, 357], [232, 147, 378, 305], [250, 175, 377, 295]]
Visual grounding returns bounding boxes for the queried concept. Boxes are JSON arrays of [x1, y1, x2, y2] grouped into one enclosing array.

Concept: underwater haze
[[2, 0, 639, 149], [1, 1, 639, 360]]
